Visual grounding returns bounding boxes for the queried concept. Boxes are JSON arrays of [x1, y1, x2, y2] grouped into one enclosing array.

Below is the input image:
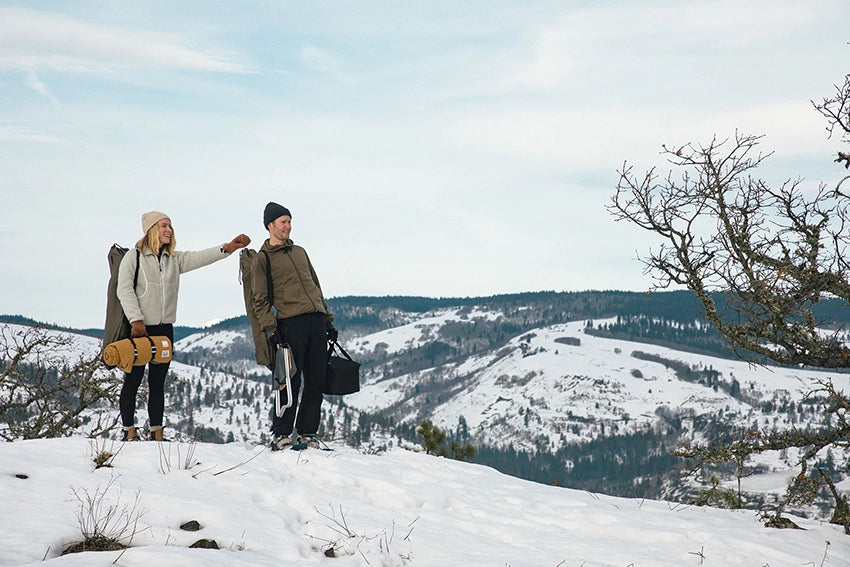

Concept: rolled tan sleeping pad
[[102, 336, 173, 373]]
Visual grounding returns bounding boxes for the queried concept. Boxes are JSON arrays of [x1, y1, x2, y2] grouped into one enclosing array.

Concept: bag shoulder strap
[[133, 248, 140, 289], [114, 244, 140, 287], [261, 249, 273, 305]]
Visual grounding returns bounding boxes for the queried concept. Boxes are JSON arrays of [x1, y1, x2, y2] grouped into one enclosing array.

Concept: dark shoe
[[271, 433, 293, 451], [297, 434, 322, 449]]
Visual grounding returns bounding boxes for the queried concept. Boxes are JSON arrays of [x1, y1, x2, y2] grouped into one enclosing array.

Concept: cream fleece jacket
[[117, 244, 229, 325]]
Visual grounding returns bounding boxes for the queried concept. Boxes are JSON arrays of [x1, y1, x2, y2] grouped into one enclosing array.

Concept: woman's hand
[[222, 234, 251, 253], [130, 321, 147, 338]]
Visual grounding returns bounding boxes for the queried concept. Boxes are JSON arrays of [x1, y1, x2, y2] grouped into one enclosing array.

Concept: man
[[252, 202, 337, 450]]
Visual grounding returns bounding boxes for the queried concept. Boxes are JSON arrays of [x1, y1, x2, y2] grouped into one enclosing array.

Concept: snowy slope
[[0, 437, 847, 567], [5, 307, 849, 515], [342, 316, 845, 451], [346, 307, 504, 356]]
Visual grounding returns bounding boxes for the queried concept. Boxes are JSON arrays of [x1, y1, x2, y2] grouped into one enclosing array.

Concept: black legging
[[119, 324, 174, 428], [271, 312, 328, 436]]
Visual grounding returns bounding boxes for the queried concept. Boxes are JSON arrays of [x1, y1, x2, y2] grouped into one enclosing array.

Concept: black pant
[[272, 312, 328, 436], [119, 324, 174, 428]]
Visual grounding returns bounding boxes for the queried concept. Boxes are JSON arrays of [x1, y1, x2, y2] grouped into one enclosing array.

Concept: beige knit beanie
[[141, 211, 170, 234]]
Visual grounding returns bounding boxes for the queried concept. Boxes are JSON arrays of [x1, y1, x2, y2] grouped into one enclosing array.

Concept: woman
[[117, 210, 250, 441]]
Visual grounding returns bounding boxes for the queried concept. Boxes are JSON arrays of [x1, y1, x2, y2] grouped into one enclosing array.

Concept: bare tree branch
[[610, 131, 850, 368], [1, 325, 121, 440]]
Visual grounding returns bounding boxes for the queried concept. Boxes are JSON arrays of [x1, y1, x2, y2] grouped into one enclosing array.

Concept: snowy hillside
[[171, 306, 844, 457], [343, 315, 841, 451], [174, 306, 850, 509], [1, 436, 847, 567], [4, 295, 850, 517]]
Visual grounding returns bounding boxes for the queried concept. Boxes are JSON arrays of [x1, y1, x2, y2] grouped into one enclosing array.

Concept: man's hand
[[265, 327, 283, 348], [326, 323, 338, 342]]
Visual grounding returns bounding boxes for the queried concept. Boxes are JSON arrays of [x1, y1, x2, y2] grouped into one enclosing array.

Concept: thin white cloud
[[297, 43, 362, 87], [510, 25, 575, 92], [299, 44, 341, 75], [446, 100, 832, 178], [0, 125, 67, 144], [472, 0, 835, 98], [0, 7, 252, 74], [22, 70, 58, 105]]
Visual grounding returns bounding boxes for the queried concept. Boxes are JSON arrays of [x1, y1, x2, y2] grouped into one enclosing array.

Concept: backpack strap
[[133, 248, 140, 289], [120, 249, 142, 329], [261, 250, 274, 307]]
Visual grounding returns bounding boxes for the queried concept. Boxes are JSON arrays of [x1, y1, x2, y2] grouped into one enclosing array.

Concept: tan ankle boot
[[149, 426, 164, 441], [122, 426, 140, 442]]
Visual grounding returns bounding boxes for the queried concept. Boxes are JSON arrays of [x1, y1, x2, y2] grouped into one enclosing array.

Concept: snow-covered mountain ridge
[[173, 301, 849, 512], [344, 316, 822, 447]]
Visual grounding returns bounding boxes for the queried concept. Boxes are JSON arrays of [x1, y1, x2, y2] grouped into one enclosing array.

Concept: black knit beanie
[[263, 202, 291, 228]]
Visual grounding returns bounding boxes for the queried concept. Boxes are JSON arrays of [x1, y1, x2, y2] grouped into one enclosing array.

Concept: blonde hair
[[139, 224, 176, 255]]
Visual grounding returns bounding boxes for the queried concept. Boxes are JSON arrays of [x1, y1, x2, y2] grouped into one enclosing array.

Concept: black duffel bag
[[325, 339, 360, 395]]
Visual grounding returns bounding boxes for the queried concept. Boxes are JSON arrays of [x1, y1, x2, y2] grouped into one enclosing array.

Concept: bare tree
[[608, 68, 850, 531], [610, 129, 850, 366], [1, 324, 121, 440]]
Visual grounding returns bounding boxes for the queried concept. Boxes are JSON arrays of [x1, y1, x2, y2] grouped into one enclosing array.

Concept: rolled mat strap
[[133, 337, 153, 367], [150, 336, 172, 363]]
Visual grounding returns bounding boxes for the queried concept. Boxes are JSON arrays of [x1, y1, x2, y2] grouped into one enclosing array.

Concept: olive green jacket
[[251, 239, 332, 332]]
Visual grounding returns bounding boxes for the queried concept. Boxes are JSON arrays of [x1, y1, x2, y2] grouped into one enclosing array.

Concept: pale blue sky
[[1, 1, 848, 328]]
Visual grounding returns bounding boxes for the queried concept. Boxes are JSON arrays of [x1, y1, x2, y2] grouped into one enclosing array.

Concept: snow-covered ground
[[1, 437, 847, 567]]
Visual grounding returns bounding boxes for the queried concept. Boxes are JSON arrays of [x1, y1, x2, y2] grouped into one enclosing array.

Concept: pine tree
[[417, 419, 475, 461]]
